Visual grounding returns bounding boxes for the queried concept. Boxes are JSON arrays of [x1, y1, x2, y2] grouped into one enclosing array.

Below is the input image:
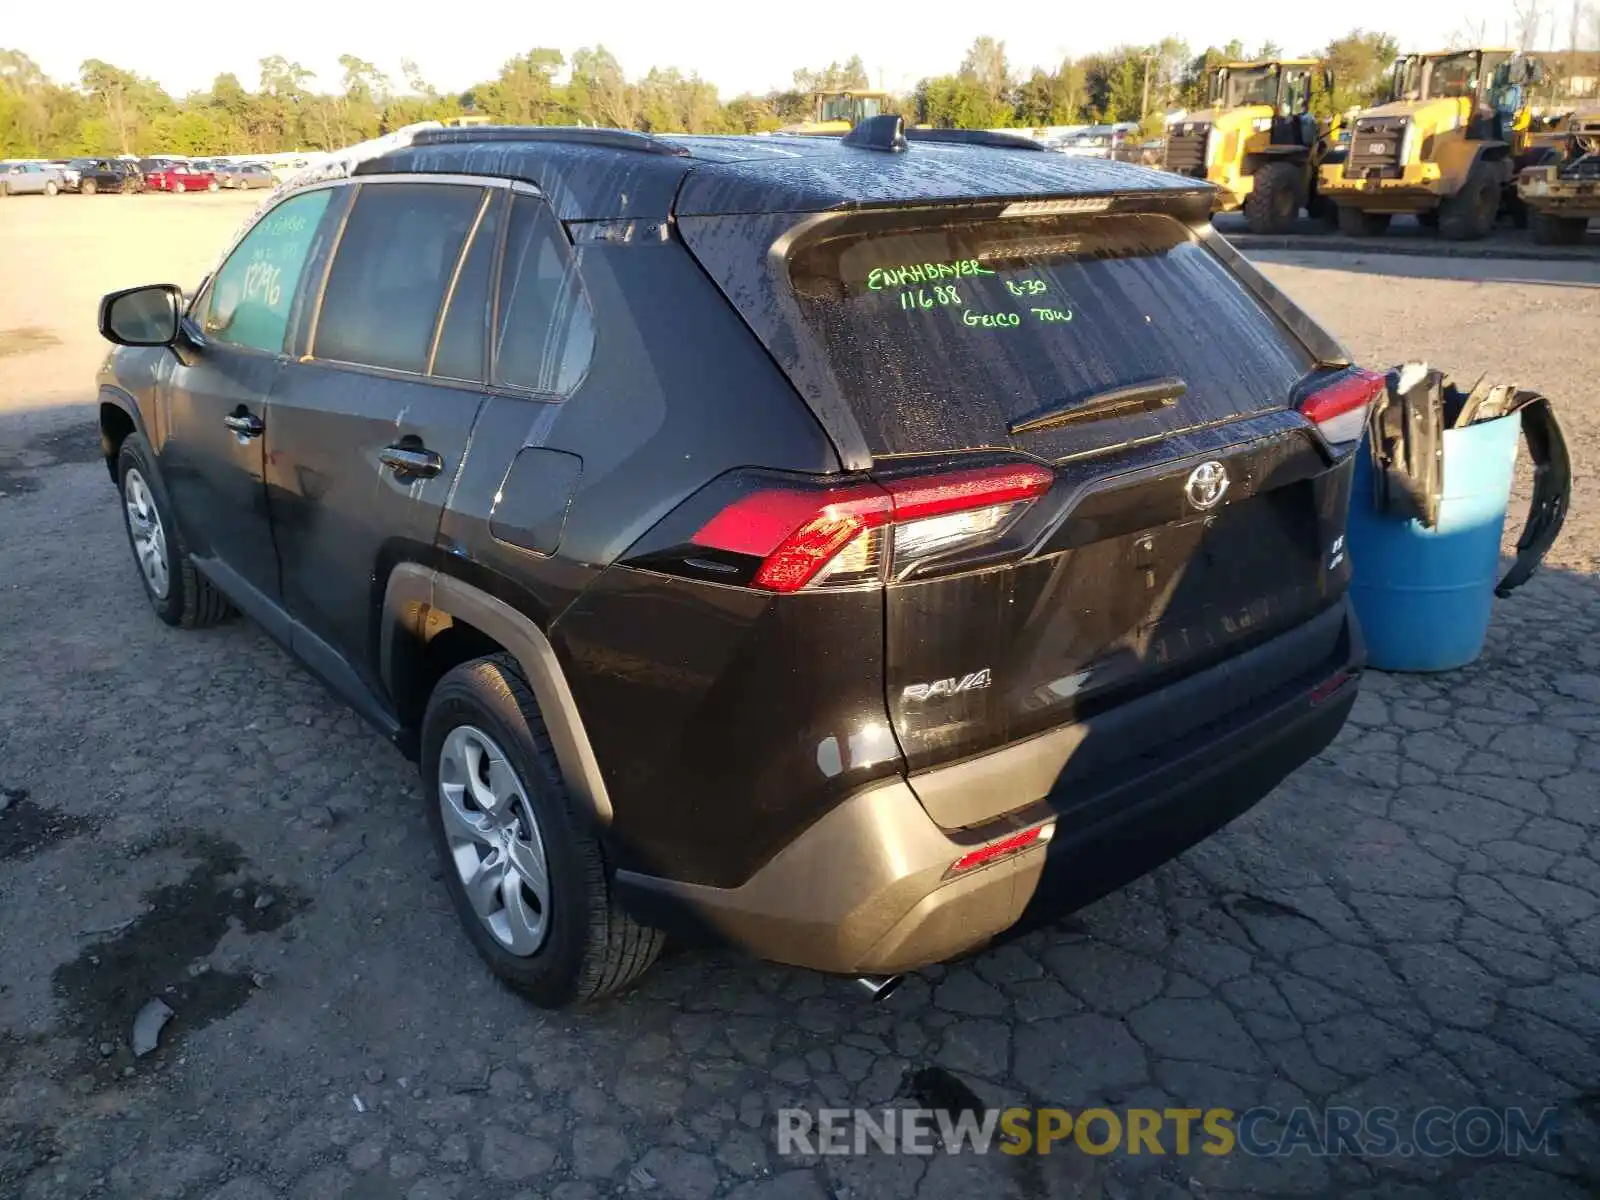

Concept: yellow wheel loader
[[1162, 60, 1340, 234], [1318, 49, 1545, 240], [779, 90, 889, 136], [1516, 102, 1600, 245]]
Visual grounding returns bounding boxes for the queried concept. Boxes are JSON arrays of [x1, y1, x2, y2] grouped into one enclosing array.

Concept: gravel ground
[[2, 193, 1599, 1200]]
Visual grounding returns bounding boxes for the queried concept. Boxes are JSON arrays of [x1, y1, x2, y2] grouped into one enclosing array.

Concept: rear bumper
[[617, 597, 1364, 974]]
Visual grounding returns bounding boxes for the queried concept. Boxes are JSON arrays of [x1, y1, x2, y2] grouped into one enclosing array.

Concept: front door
[[263, 180, 499, 690], [158, 185, 342, 607]]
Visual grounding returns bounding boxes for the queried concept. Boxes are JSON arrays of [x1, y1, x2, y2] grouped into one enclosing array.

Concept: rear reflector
[[947, 823, 1053, 877], [691, 462, 1054, 593], [1308, 670, 1352, 704], [1300, 368, 1386, 446]]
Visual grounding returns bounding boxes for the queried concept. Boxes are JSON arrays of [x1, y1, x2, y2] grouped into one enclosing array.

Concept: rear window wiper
[[1009, 377, 1186, 435]]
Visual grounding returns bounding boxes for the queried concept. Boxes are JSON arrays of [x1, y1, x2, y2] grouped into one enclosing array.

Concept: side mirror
[[99, 283, 183, 347]]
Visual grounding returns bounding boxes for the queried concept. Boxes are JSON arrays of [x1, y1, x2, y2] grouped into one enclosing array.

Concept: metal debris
[[131, 998, 174, 1058]]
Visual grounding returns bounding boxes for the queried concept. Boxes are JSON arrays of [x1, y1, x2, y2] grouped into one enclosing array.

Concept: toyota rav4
[[95, 118, 1370, 1008]]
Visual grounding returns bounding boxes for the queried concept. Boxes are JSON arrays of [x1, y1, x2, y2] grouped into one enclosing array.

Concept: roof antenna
[[842, 114, 908, 153]]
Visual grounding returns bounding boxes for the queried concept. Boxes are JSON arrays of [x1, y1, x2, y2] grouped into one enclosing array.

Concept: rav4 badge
[[902, 669, 993, 703]]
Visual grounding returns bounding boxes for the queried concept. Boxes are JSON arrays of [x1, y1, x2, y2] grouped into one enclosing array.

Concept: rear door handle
[[379, 445, 443, 478], [223, 411, 264, 438]]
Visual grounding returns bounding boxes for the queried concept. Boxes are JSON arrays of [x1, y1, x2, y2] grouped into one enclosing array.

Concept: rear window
[[784, 212, 1314, 456]]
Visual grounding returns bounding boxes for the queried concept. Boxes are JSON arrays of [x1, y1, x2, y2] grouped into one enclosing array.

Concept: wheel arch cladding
[[99, 393, 141, 482], [382, 563, 614, 824]]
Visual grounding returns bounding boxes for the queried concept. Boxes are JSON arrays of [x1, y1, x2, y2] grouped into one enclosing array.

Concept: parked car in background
[[0, 160, 66, 196], [74, 159, 144, 194], [1055, 122, 1144, 160], [218, 161, 276, 190], [145, 162, 220, 193]]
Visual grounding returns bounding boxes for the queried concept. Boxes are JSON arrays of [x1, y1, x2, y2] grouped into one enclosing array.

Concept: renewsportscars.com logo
[[777, 1106, 1562, 1159]]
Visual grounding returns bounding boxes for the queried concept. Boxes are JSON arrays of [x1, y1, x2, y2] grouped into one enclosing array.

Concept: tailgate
[[679, 201, 1350, 826]]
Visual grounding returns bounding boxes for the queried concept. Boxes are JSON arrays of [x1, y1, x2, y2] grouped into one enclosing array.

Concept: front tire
[[1529, 210, 1588, 245], [207, 179, 219, 192], [1243, 161, 1302, 234], [117, 435, 232, 629], [174, 180, 186, 194], [421, 654, 664, 1008], [44, 181, 58, 196], [1336, 206, 1391, 236], [1438, 162, 1500, 241]]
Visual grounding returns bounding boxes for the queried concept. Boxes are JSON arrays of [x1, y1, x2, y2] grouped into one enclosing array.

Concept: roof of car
[[353, 125, 1208, 222]]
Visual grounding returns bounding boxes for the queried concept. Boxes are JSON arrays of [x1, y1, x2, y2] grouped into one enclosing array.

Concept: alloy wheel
[[438, 724, 551, 956], [123, 468, 169, 600]]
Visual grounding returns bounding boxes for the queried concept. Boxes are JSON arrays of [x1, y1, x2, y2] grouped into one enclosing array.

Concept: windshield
[[1223, 67, 1280, 108], [818, 94, 881, 123], [1424, 53, 1481, 100]]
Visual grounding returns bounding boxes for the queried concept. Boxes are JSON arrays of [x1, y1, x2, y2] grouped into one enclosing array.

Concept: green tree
[[1322, 28, 1401, 113]]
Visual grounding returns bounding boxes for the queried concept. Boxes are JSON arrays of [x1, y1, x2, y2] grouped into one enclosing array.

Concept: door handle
[[223, 411, 264, 438], [379, 445, 443, 478]]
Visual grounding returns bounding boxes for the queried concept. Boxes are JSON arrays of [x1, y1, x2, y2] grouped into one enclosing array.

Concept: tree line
[[0, 30, 1591, 159]]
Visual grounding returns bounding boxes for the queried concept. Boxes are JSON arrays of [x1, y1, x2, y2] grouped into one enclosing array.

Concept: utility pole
[[1141, 53, 1157, 118]]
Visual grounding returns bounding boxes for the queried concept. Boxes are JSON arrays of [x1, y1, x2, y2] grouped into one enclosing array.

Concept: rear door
[[263, 178, 499, 691], [682, 204, 1350, 809]]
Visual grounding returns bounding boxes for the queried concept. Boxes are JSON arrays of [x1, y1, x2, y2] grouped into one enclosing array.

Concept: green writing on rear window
[[867, 259, 995, 291]]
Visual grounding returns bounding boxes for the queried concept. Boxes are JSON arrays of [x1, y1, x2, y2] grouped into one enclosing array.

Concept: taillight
[[1301, 368, 1387, 447], [687, 461, 1054, 593]]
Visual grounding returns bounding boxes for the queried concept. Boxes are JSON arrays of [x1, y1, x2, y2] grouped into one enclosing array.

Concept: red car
[[143, 163, 219, 193]]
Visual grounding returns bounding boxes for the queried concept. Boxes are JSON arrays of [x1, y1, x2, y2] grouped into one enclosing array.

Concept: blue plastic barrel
[[1346, 413, 1522, 672]]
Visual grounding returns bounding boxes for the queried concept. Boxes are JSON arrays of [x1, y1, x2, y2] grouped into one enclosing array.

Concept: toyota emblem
[[1185, 461, 1230, 510]]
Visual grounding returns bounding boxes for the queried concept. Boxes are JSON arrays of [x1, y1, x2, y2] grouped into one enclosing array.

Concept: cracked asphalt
[[2, 196, 1599, 1200]]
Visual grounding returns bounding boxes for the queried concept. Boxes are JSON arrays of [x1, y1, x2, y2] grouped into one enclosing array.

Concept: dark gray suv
[[95, 119, 1371, 1008]]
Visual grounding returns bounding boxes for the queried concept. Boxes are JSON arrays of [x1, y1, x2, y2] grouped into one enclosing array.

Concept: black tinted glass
[[316, 183, 484, 374], [432, 193, 501, 383], [786, 212, 1313, 449], [494, 195, 593, 395]]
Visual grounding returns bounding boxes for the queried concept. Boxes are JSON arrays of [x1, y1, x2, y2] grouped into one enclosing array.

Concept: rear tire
[[422, 654, 664, 1008], [1529, 210, 1588, 246], [116, 435, 233, 629], [174, 180, 186, 194], [1438, 162, 1500, 241], [207, 179, 219, 192], [83, 179, 98, 196], [1417, 210, 1441, 229], [1336, 206, 1391, 236], [1243, 161, 1302, 234]]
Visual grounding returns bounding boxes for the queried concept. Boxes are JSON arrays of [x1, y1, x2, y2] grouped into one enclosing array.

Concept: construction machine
[[779, 90, 889, 135], [1162, 59, 1339, 234], [1318, 49, 1545, 240], [1516, 101, 1600, 245]]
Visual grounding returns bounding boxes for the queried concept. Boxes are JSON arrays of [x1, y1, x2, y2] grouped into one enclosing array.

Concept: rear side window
[[782, 212, 1315, 456], [199, 187, 334, 354], [315, 182, 485, 374], [493, 194, 593, 395], [431, 192, 502, 383]]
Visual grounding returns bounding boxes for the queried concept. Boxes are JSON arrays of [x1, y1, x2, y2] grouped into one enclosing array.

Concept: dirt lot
[[2, 192, 1599, 1200]]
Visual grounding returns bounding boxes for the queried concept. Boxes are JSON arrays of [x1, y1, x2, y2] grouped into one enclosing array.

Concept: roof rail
[[406, 125, 691, 157], [904, 128, 1048, 151]]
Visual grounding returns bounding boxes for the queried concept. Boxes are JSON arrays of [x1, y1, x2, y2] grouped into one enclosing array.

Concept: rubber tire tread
[[1438, 162, 1499, 241], [422, 653, 663, 1007], [1336, 206, 1391, 236], [117, 434, 232, 629], [1243, 161, 1302, 234], [1528, 210, 1587, 246]]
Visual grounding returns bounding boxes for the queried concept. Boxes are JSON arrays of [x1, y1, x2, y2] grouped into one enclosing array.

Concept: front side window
[[197, 187, 335, 354], [493, 194, 594, 395], [314, 182, 485, 374]]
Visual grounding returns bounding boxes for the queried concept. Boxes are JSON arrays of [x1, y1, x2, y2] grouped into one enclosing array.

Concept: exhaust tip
[[855, 974, 904, 1002]]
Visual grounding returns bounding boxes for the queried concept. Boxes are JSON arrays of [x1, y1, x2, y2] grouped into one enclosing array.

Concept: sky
[[7, 0, 1577, 99]]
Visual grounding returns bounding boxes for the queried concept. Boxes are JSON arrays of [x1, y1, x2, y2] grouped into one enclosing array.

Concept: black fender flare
[[381, 562, 614, 824], [98, 385, 151, 481]]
